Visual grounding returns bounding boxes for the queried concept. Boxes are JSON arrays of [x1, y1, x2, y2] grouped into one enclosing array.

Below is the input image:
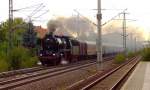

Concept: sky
[[0, 0, 150, 39]]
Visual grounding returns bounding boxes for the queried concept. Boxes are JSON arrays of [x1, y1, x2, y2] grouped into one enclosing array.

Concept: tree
[[0, 21, 9, 42], [22, 21, 37, 48], [0, 18, 28, 46], [0, 18, 38, 71]]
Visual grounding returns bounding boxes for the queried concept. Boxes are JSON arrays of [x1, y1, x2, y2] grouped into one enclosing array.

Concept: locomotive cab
[[55, 36, 80, 63]]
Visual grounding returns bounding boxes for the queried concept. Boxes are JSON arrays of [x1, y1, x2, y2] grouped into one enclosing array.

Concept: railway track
[[0, 60, 90, 79], [0, 56, 113, 90], [0, 66, 52, 79], [0, 55, 113, 79], [67, 56, 141, 90]]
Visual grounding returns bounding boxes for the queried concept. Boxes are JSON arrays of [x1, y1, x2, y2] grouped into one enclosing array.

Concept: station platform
[[121, 61, 150, 90]]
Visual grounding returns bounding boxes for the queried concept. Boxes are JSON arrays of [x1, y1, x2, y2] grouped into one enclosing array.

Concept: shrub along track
[[0, 56, 113, 90], [67, 56, 141, 90]]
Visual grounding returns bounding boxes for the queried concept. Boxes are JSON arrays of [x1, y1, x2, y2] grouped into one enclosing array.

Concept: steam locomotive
[[38, 34, 123, 66]]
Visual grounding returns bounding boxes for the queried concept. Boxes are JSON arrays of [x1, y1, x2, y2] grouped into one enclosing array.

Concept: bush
[[21, 56, 38, 68], [0, 53, 9, 72], [0, 42, 8, 53], [142, 48, 150, 61], [8, 46, 38, 70], [127, 52, 135, 58], [114, 54, 126, 64]]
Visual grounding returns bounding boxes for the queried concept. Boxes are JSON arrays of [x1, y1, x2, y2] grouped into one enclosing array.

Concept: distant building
[[34, 26, 48, 39]]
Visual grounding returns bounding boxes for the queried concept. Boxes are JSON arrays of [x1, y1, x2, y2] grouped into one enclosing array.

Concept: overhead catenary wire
[[74, 9, 127, 27], [13, 3, 44, 12], [28, 4, 45, 18], [32, 10, 49, 19], [11, 2, 49, 22]]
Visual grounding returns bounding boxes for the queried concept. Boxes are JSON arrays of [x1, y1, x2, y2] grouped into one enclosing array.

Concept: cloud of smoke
[[47, 16, 145, 51], [47, 16, 96, 41]]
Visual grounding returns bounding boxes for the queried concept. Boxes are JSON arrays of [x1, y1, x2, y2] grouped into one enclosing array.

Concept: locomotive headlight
[[40, 54, 42, 56], [53, 53, 56, 56], [46, 38, 50, 41], [60, 53, 63, 56]]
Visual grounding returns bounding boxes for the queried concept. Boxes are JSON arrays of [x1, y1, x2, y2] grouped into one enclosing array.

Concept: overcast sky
[[0, 0, 150, 36]]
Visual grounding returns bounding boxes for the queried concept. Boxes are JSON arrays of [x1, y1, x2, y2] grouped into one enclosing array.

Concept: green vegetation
[[114, 54, 126, 64], [0, 42, 10, 72], [127, 52, 135, 58], [0, 18, 38, 72], [8, 47, 38, 70], [0, 18, 27, 44], [142, 48, 150, 61], [0, 53, 9, 72], [0, 46, 38, 72]]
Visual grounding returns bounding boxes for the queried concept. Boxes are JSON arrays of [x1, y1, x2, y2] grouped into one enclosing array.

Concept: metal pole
[[9, 0, 13, 51], [122, 12, 127, 56], [135, 37, 136, 52], [76, 13, 80, 39], [148, 32, 150, 46], [97, 0, 102, 64], [130, 33, 133, 51]]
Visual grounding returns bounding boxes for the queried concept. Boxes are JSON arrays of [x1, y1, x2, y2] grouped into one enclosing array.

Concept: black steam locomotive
[[38, 34, 123, 66]]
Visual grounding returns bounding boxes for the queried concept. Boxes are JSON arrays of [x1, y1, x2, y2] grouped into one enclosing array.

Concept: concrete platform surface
[[121, 62, 150, 90]]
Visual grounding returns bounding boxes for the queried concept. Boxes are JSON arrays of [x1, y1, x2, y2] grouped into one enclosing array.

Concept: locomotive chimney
[[47, 20, 58, 35]]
